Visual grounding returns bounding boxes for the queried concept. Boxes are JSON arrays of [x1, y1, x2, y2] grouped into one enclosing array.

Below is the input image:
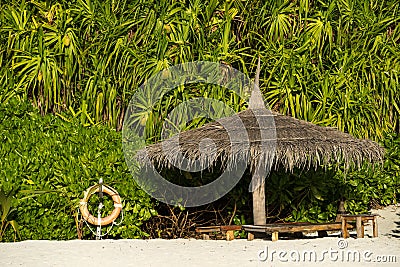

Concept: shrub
[[266, 134, 400, 223], [0, 100, 156, 241]]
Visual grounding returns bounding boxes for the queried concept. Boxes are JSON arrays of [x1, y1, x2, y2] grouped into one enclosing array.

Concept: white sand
[[1, 205, 399, 267]]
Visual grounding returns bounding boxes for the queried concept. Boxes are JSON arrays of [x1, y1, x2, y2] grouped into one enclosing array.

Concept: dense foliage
[[0, 0, 400, 240], [0, 0, 399, 139], [0, 101, 155, 241]]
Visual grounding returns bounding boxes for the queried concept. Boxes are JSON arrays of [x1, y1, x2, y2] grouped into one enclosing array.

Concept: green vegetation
[[0, 188, 19, 241], [0, 0, 399, 240], [267, 149, 400, 223], [0, 101, 155, 241], [1, 0, 399, 138]]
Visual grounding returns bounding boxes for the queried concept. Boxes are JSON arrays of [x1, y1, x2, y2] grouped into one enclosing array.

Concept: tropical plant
[[0, 188, 19, 241], [1, 0, 397, 140], [0, 100, 156, 240]]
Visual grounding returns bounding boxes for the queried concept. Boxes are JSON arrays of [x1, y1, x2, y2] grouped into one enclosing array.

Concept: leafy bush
[[0, 100, 156, 241], [265, 134, 400, 223], [341, 134, 400, 210]]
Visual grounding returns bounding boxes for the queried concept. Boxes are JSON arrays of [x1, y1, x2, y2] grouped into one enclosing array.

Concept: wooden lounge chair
[[243, 222, 355, 241], [195, 222, 355, 241]]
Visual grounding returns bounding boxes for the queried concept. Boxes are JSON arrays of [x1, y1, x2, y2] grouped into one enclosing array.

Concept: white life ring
[[79, 184, 122, 226]]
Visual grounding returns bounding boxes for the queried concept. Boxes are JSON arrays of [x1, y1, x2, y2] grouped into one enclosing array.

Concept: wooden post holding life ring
[[79, 184, 122, 226]]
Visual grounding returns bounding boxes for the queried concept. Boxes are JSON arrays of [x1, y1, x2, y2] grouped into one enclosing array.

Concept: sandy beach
[[1, 205, 399, 267]]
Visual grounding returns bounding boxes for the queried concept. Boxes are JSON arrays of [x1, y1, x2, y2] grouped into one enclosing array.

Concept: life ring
[[79, 184, 122, 226]]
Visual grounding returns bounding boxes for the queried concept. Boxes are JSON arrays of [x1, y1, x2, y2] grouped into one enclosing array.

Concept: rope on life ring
[[79, 184, 122, 226]]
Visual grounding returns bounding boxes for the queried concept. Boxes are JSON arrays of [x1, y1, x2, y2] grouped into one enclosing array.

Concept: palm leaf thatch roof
[[137, 108, 384, 173]]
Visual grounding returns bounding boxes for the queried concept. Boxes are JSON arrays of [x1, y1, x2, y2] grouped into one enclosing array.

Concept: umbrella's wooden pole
[[251, 56, 266, 226], [252, 178, 266, 225]]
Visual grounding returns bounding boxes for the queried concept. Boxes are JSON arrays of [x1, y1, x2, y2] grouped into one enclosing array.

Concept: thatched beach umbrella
[[136, 59, 385, 225]]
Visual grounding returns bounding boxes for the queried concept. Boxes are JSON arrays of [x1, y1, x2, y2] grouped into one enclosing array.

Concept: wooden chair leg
[[356, 216, 363, 238], [341, 218, 349, 238], [226, 230, 234, 241], [361, 222, 365, 238], [373, 216, 378, 237], [247, 232, 254, 241], [271, 232, 279, 242], [202, 233, 210, 240]]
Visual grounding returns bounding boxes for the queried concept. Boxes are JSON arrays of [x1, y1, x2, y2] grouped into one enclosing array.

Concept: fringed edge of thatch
[[136, 137, 384, 173], [134, 107, 385, 173]]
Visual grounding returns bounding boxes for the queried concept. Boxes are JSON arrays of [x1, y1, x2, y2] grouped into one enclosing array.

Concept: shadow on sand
[[390, 212, 400, 238]]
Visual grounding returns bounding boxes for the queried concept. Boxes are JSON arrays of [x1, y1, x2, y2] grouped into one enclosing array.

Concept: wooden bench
[[195, 214, 376, 241], [243, 222, 355, 241], [195, 225, 242, 241], [340, 214, 379, 238]]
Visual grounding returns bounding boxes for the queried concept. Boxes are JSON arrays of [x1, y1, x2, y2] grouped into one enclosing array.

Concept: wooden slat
[[195, 226, 221, 233], [220, 225, 242, 231], [243, 222, 354, 234], [196, 225, 242, 233], [242, 224, 271, 233], [341, 214, 379, 221]]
